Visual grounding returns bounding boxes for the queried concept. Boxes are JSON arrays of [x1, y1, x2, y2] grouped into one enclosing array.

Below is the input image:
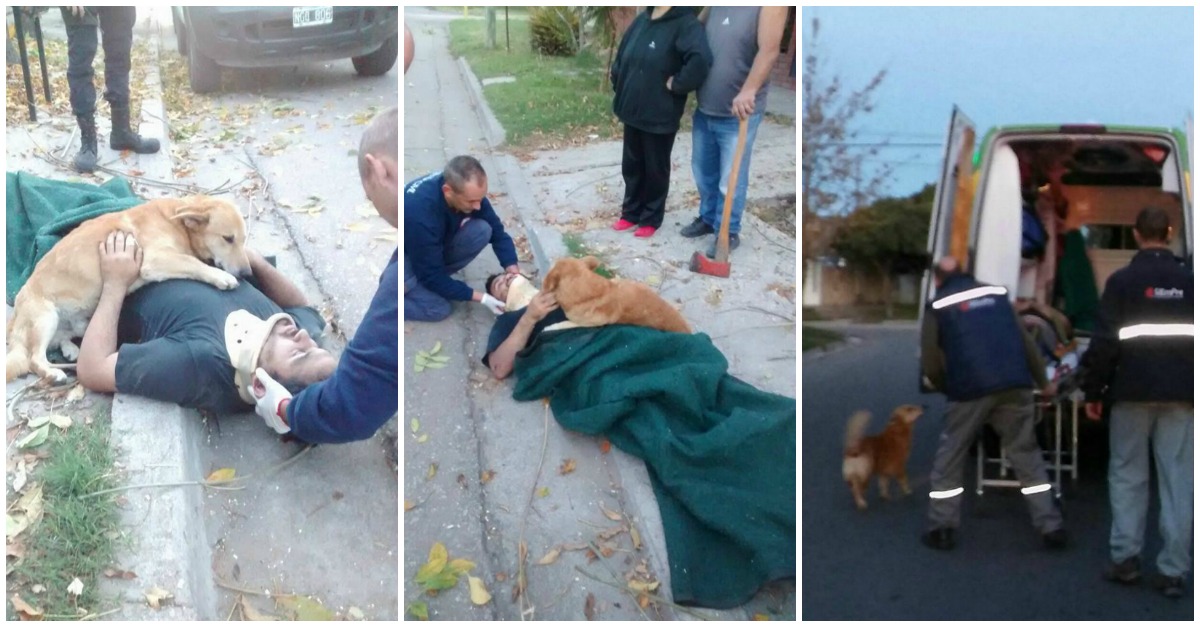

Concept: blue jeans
[[691, 110, 762, 235], [404, 218, 492, 322], [1108, 402, 1193, 577]]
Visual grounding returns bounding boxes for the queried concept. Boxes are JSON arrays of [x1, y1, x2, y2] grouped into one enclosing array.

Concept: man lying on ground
[[76, 231, 336, 422]]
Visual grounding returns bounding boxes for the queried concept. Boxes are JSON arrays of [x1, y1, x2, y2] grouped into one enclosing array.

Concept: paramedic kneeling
[[919, 256, 1066, 551], [1080, 206, 1194, 599]]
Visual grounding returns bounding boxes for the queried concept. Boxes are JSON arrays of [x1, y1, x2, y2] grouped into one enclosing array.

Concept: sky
[[803, 6, 1195, 198]]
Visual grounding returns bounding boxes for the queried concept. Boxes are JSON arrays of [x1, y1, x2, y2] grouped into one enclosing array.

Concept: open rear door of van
[[917, 106, 976, 393], [1186, 115, 1193, 256]]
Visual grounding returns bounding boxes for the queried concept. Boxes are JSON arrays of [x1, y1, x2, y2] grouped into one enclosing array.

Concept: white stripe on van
[[932, 286, 1008, 310], [1118, 323, 1195, 340]]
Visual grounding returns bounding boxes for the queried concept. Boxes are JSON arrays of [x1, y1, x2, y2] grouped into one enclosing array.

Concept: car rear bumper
[[185, 6, 397, 68]]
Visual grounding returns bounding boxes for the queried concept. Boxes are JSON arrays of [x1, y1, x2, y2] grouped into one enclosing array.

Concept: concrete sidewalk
[[403, 8, 795, 621]]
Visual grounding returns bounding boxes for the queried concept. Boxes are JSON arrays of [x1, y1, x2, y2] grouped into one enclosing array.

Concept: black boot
[[73, 114, 98, 173], [109, 103, 159, 154]]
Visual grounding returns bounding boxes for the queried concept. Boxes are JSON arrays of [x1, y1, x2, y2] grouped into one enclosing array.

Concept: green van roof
[[973, 124, 1190, 171]]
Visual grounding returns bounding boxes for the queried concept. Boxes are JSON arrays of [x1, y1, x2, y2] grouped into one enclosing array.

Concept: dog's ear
[[582, 255, 601, 271], [542, 265, 560, 292], [172, 212, 209, 230], [172, 199, 215, 230]]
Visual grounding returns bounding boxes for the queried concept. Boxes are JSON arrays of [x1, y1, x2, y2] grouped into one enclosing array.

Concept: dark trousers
[[63, 6, 136, 117], [620, 124, 677, 229]]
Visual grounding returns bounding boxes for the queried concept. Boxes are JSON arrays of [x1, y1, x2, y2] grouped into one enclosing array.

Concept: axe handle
[[714, 116, 749, 263]]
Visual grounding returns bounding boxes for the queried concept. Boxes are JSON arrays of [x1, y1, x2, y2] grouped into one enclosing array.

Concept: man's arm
[[697, 7, 710, 24], [487, 292, 560, 380], [730, 7, 787, 118], [669, 18, 712, 94], [77, 232, 142, 393], [1081, 276, 1123, 401], [246, 249, 308, 308]]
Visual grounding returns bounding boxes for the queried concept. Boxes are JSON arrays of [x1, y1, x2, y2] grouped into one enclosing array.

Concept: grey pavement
[[6, 5, 397, 620], [802, 325, 1192, 620], [402, 8, 796, 621]]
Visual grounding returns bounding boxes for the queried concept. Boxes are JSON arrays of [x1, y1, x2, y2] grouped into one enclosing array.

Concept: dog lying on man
[[842, 404, 925, 511], [541, 256, 691, 334], [7, 196, 252, 383]]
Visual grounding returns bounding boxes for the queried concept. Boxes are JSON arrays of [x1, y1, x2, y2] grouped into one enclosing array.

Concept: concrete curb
[[457, 56, 506, 149], [98, 13, 218, 621]]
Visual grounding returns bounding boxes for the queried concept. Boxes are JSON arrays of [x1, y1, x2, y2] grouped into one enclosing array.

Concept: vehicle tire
[[352, 34, 398, 77], [172, 10, 188, 56], [187, 28, 220, 94]]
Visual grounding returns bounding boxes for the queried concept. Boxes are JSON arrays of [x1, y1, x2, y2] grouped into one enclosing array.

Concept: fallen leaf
[[627, 579, 660, 593], [411, 418, 420, 433], [144, 586, 173, 609], [406, 601, 429, 620], [343, 222, 370, 232], [558, 459, 576, 475], [417, 434, 429, 443], [448, 558, 476, 575], [536, 546, 561, 565], [25, 416, 51, 429], [427, 463, 438, 480], [66, 385, 85, 402], [753, 613, 771, 620], [17, 425, 49, 449], [431, 340, 442, 354], [347, 606, 364, 620], [480, 470, 496, 484], [561, 542, 590, 551], [10, 593, 42, 620], [456, 474, 468, 489], [584, 549, 598, 563], [67, 577, 84, 596], [427, 542, 449, 573], [584, 593, 596, 620], [597, 526, 625, 541], [599, 504, 623, 522], [639, 593, 650, 608], [630, 526, 643, 551], [29, 584, 43, 594], [48, 415, 71, 430], [468, 575, 492, 605], [276, 595, 335, 621], [495, 572, 508, 582], [12, 461, 27, 493], [103, 568, 137, 580], [404, 500, 415, 512], [239, 594, 280, 621], [206, 468, 236, 483], [599, 438, 612, 454], [538, 487, 550, 498]]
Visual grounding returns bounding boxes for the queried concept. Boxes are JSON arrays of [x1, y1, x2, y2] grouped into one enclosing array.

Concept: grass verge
[[802, 326, 843, 352], [10, 404, 120, 620]]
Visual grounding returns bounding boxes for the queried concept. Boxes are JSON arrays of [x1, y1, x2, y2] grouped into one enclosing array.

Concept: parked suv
[[171, 6, 398, 93]]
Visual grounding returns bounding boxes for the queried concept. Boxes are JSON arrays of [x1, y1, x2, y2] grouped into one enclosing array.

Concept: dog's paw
[[60, 341, 80, 362], [855, 500, 868, 511], [43, 368, 69, 385], [209, 269, 239, 291]]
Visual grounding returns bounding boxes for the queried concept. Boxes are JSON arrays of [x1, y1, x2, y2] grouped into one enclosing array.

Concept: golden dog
[[842, 404, 925, 510], [541, 256, 691, 334], [6, 196, 252, 383]]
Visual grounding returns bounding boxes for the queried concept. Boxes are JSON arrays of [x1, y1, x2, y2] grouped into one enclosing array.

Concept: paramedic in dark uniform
[[1081, 206, 1193, 599], [919, 256, 1067, 551]]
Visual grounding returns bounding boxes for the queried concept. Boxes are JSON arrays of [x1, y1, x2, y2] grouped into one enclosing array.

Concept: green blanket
[[512, 325, 796, 609], [7, 171, 142, 305]]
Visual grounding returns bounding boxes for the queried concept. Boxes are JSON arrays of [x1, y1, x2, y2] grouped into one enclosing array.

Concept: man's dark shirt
[[481, 307, 570, 369], [114, 277, 324, 415]]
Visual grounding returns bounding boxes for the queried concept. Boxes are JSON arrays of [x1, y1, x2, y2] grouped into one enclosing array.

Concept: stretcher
[[975, 340, 1089, 498]]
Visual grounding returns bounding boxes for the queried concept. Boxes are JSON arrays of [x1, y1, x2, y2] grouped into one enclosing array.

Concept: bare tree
[[802, 17, 893, 279]]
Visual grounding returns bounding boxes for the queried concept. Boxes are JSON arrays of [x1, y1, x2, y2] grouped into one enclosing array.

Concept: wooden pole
[[505, 7, 510, 52]]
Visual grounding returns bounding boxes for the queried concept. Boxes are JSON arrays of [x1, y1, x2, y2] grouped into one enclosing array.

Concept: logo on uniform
[[1145, 287, 1185, 299], [722, 17, 730, 25], [649, 41, 656, 49], [959, 296, 997, 312]]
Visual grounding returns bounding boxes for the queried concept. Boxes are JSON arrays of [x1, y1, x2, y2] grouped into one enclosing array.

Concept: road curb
[[456, 56, 506, 149], [98, 13, 218, 621]]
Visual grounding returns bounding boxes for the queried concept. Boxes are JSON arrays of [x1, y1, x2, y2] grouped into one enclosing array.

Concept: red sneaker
[[634, 226, 657, 238], [613, 218, 636, 231]]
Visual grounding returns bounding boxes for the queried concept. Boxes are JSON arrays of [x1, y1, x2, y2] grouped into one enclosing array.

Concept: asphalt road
[[801, 324, 1192, 620]]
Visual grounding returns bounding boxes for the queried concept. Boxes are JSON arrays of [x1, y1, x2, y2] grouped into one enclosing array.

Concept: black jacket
[[611, 7, 711, 135], [920, 273, 1047, 401], [1081, 247, 1194, 403]]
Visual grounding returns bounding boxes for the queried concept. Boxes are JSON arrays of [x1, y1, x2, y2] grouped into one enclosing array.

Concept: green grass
[[12, 405, 120, 619], [562, 232, 616, 278], [802, 326, 843, 352], [801, 307, 823, 321], [429, 6, 529, 18], [448, 18, 623, 149]]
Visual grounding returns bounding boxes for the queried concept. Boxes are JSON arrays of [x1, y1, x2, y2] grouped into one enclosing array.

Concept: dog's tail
[[844, 411, 871, 456]]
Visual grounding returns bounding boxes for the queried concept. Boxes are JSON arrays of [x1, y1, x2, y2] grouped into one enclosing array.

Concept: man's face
[[490, 272, 519, 302], [442, 177, 487, 214], [258, 317, 337, 389]]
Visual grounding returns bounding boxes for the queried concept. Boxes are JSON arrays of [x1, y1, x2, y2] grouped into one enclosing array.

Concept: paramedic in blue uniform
[[919, 256, 1067, 551], [1080, 206, 1193, 599]]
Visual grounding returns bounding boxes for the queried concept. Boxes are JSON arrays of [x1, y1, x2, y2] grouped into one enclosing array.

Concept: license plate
[[293, 6, 333, 28]]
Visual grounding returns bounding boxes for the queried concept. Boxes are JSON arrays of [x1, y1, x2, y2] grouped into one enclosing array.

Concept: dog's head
[[542, 255, 602, 293], [891, 404, 925, 425], [173, 197, 252, 277]]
